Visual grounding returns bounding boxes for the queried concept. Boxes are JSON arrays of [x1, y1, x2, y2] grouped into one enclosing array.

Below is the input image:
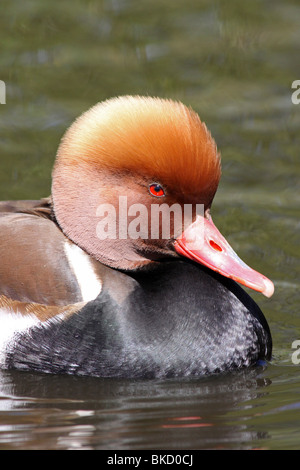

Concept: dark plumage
[[0, 96, 273, 378]]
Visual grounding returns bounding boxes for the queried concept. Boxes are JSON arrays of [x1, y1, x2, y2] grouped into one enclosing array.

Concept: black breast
[[6, 260, 272, 378]]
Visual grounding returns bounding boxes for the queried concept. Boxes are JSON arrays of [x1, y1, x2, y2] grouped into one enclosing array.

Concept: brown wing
[[0, 294, 85, 322], [0, 197, 53, 219], [0, 198, 86, 305]]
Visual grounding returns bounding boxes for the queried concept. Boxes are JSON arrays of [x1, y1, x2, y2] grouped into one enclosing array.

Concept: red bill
[[174, 215, 274, 298]]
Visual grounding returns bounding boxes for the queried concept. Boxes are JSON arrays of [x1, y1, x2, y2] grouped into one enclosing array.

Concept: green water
[[0, 0, 299, 450]]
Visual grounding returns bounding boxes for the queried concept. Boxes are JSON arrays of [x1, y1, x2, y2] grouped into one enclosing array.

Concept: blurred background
[[0, 0, 299, 450]]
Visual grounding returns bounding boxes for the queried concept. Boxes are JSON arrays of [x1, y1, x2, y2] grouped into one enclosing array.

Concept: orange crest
[[54, 96, 221, 206]]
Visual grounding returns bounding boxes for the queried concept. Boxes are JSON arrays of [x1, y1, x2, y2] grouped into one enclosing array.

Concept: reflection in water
[[0, 368, 271, 450]]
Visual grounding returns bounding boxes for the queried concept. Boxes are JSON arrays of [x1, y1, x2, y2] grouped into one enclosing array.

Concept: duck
[[0, 95, 274, 378]]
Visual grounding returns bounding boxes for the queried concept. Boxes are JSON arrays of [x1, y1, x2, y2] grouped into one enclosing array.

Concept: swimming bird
[[0, 96, 274, 378]]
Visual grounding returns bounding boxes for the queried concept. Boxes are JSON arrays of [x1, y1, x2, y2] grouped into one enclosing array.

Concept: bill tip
[[262, 278, 275, 298]]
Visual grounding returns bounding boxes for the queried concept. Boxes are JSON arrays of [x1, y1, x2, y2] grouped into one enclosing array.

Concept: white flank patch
[[64, 240, 102, 302], [0, 308, 41, 366]]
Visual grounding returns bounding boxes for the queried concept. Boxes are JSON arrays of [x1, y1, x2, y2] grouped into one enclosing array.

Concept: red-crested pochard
[[0, 96, 274, 378]]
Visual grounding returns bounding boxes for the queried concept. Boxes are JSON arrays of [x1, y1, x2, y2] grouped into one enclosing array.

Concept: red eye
[[149, 183, 165, 197]]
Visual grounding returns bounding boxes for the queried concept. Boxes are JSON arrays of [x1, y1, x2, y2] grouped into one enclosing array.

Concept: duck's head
[[52, 95, 274, 297]]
